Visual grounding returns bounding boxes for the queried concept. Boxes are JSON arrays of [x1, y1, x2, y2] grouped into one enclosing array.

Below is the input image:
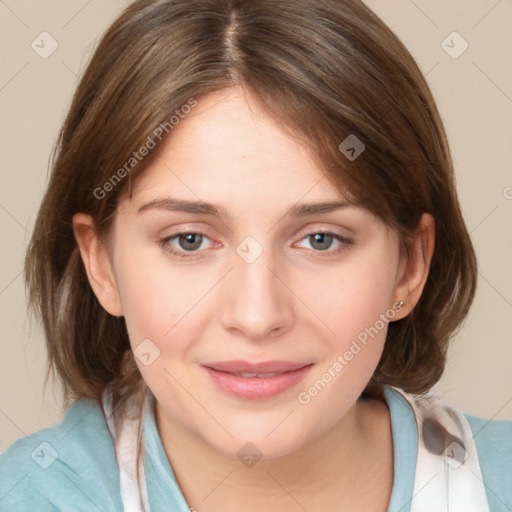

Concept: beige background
[[1, 0, 511, 453]]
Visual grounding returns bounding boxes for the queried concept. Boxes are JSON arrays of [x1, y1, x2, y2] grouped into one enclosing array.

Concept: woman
[[0, 0, 510, 510]]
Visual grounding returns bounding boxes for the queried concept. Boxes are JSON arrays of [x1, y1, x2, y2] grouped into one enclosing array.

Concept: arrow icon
[[339, 134, 365, 161], [237, 442, 263, 468], [236, 236, 263, 263], [31, 442, 58, 468], [134, 339, 160, 366], [440, 31, 468, 59], [31, 32, 59, 59]]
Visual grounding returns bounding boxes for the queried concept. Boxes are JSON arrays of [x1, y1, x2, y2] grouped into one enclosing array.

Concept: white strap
[[102, 386, 150, 512], [393, 388, 490, 511]]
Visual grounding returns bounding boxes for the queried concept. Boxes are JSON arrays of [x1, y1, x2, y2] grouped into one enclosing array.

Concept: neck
[[155, 396, 394, 512]]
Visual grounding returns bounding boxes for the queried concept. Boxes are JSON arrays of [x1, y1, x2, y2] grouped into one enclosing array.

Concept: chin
[[203, 420, 313, 463]]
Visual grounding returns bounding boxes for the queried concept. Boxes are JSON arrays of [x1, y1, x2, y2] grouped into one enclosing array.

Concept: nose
[[220, 242, 294, 342]]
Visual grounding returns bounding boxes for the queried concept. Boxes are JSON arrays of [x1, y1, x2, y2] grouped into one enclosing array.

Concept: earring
[[393, 301, 404, 311]]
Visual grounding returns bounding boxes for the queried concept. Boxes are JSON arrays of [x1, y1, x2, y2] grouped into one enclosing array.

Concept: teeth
[[236, 372, 282, 378]]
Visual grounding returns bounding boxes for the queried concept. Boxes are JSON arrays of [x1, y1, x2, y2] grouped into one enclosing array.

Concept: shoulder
[[0, 398, 123, 512], [464, 413, 512, 510], [384, 386, 512, 510]]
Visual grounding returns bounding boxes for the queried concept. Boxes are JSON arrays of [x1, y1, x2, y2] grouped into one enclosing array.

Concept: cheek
[[296, 272, 395, 423], [113, 244, 206, 351], [113, 249, 238, 402], [313, 243, 398, 344], [116, 271, 174, 345], [296, 237, 398, 405], [114, 258, 209, 397]]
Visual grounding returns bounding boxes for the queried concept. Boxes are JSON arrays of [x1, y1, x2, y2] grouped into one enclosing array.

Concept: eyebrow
[[137, 197, 354, 218]]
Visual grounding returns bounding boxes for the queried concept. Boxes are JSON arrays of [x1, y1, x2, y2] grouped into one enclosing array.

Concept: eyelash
[[158, 230, 354, 260]]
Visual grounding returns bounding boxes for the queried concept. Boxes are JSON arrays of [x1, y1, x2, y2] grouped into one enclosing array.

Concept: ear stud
[[393, 301, 404, 311]]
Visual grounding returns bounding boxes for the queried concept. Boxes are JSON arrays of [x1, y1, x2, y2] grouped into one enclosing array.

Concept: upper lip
[[203, 360, 311, 374]]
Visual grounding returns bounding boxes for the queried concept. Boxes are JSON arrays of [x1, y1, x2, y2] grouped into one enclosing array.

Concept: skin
[[73, 87, 435, 511]]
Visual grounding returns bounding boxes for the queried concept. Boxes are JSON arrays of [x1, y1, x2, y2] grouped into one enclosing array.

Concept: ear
[[392, 213, 435, 320], [72, 213, 123, 317]]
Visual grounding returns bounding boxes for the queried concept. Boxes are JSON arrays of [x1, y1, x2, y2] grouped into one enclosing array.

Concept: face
[[105, 88, 404, 460]]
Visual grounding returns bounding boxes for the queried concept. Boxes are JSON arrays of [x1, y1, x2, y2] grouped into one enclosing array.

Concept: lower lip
[[202, 364, 313, 400]]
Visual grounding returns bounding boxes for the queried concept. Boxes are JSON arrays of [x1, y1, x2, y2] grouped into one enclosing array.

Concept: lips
[[204, 360, 309, 374], [202, 360, 313, 400]]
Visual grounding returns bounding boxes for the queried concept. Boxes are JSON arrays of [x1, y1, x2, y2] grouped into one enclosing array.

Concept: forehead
[[127, 88, 349, 209]]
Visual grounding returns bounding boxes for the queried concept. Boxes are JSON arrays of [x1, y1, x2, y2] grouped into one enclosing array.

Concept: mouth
[[201, 360, 314, 400]]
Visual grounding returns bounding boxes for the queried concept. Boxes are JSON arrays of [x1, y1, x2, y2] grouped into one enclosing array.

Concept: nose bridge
[[220, 236, 293, 340]]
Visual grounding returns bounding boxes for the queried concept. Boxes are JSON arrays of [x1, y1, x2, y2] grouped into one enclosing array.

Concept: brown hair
[[25, 0, 477, 412]]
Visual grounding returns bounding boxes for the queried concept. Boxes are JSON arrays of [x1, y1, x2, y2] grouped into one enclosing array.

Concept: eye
[[158, 229, 354, 261], [159, 231, 214, 259], [296, 231, 353, 256]]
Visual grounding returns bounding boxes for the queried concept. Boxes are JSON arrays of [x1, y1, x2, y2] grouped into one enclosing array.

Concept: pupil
[[180, 233, 202, 251], [312, 233, 332, 250]]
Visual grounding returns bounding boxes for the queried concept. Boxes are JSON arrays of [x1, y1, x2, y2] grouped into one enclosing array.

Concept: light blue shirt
[[1, 387, 510, 511]]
